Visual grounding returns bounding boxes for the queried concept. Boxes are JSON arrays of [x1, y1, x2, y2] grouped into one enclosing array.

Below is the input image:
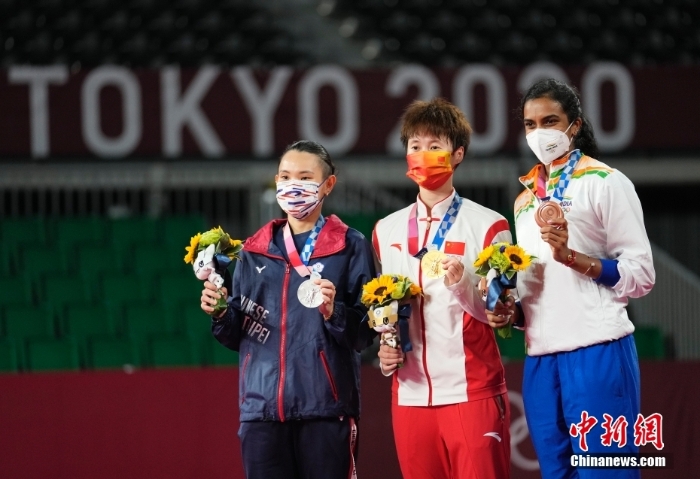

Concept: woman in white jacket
[[490, 79, 655, 479]]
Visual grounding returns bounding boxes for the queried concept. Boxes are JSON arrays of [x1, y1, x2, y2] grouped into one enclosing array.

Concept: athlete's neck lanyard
[[407, 193, 462, 257], [283, 215, 325, 278], [541, 150, 581, 203]]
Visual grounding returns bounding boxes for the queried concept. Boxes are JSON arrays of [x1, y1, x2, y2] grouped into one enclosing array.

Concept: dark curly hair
[[520, 79, 600, 159]]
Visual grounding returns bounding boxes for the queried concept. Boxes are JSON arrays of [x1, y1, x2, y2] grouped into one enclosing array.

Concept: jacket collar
[[415, 188, 457, 220], [519, 149, 582, 197], [244, 214, 348, 258]]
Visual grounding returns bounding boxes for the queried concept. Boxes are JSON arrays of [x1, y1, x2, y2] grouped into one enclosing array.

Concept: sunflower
[[473, 244, 495, 268], [184, 233, 202, 264], [504, 245, 531, 271], [361, 275, 397, 307]]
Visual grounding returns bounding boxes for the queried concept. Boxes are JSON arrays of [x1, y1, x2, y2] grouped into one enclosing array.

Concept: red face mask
[[406, 150, 453, 190]]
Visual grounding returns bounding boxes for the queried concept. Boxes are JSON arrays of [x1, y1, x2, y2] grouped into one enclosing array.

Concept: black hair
[[282, 140, 336, 179], [520, 79, 600, 159]]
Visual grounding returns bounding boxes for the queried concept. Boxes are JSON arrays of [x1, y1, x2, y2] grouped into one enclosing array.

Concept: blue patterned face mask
[[526, 121, 574, 165], [275, 179, 326, 220]]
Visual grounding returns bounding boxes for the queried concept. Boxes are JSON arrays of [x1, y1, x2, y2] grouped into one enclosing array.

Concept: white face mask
[[526, 122, 574, 165], [275, 179, 326, 220]]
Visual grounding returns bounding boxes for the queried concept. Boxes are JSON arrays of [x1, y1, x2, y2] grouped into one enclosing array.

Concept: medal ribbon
[[283, 215, 325, 277], [545, 149, 581, 203], [408, 193, 462, 256]]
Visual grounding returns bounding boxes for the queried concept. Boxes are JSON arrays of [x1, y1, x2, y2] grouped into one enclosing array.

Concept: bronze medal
[[535, 200, 564, 227], [421, 249, 447, 279]]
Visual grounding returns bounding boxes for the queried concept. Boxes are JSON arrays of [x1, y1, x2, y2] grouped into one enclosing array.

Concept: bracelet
[[564, 249, 577, 267], [583, 262, 596, 277]]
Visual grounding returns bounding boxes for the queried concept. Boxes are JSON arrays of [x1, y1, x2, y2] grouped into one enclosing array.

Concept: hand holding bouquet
[[474, 242, 535, 339], [361, 275, 421, 352], [184, 226, 243, 315]]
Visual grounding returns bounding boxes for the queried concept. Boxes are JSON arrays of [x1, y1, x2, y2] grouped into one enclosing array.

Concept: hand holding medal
[[539, 217, 572, 264]]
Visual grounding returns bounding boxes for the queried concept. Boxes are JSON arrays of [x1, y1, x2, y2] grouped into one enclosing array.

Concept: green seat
[[90, 337, 137, 370], [27, 337, 79, 371], [0, 339, 19, 373], [132, 245, 179, 278], [65, 305, 116, 365], [634, 326, 665, 360], [1, 218, 47, 257], [206, 336, 239, 366], [101, 274, 150, 311], [495, 328, 527, 361], [162, 216, 207, 253], [110, 217, 159, 249], [150, 335, 199, 367], [124, 305, 170, 365], [78, 245, 123, 280], [158, 274, 202, 310], [180, 306, 214, 362], [55, 217, 106, 251], [19, 247, 67, 291], [43, 275, 92, 319], [4, 306, 55, 342], [0, 277, 33, 307]]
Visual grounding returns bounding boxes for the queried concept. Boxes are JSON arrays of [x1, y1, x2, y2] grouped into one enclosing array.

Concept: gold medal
[[421, 249, 447, 279]]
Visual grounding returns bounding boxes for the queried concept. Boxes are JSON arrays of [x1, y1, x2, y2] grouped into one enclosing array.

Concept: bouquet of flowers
[[184, 226, 243, 315], [361, 275, 421, 351], [474, 242, 536, 339]]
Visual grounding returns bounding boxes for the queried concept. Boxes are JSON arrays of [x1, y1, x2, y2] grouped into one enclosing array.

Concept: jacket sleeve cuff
[[379, 362, 395, 377], [594, 259, 621, 288]]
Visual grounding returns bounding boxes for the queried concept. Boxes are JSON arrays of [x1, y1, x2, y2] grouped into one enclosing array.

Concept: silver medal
[[297, 272, 323, 308]]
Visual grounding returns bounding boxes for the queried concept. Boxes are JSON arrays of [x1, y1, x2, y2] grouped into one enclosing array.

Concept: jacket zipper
[[277, 263, 290, 422], [240, 353, 251, 405], [319, 350, 339, 401], [419, 218, 434, 406]]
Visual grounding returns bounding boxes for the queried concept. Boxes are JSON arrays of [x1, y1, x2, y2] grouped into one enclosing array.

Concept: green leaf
[[497, 324, 513, 339], [505, 269, 516, 280]]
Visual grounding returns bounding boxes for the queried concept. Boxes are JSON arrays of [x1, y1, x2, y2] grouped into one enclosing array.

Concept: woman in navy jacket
[[201, 140, 375, 479]]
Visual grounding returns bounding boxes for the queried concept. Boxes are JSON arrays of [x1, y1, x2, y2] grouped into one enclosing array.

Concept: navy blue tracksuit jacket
[[212, 215, 375, 423]]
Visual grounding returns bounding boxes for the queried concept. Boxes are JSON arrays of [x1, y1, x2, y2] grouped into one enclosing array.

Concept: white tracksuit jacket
[[514, 151, 655, 357], [373, 190, 511, 406]]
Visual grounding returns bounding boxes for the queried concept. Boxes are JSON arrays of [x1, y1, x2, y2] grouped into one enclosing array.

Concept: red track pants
[[392, 394, 511, 479]]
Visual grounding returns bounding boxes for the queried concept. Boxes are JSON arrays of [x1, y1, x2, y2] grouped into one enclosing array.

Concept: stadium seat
[[158, 274, 203, 311], [4, 306, 55, 344], [65, 305, 117, 364], [101, 273, 151, 311], [124, 304, 171, 365], [634, 326, 665, 360], [78, 245, 123, 280], [132, 245, 178, 278], [0, 217, 47, 255], [110, 217, 159, 253], [42, 275, 92, 320], [181, 305, 214, 362], [27, 337, 79, 372], [89, 336, 137, 370], [0, 277, 33, 308], [56, 217, 106, 252], [150, 335, 199, 367], [495, 328, 527, 362], [162, 216, 207, 253], [19, 247, 67, 290], [0, 339, 19, 373], [206, 335, 239, 367]]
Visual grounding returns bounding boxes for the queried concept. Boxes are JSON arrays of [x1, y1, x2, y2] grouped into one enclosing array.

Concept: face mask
[[526, 122, 574, 165], [406, 150, 453, 190], [276, 179, 326, 220]]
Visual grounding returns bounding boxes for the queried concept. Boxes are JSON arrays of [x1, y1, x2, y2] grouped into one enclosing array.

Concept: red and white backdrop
[[0, 63, 699, 159], [0, 362, 698, 479]]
